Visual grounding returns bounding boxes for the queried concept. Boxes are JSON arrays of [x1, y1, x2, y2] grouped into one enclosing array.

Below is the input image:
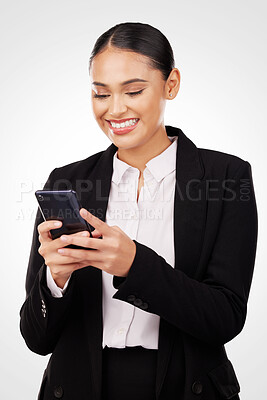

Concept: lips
[[108, 118, 138, 123], [108, 118, 139, 128], [106, 118, 140, 135]]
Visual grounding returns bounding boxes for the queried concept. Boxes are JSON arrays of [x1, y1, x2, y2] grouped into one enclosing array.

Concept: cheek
[[92, 101, 107, 120], [138, 93, 164, 120]]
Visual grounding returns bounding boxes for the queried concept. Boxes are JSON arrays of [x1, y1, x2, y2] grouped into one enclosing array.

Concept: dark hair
[[89, 22, 175, 81]]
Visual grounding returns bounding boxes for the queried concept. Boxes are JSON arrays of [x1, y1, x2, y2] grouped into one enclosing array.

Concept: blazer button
[[133, 298, 143, 307], [192, 381, 203, 395], [139, 302, 149, 310], [127, 295, 136, 302], [54, 385, 64, 398]]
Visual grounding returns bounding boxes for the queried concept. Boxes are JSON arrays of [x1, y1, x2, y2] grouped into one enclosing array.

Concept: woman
[[20, 22, 258, 400]]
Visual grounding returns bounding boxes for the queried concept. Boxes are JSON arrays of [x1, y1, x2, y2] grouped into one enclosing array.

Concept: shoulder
[[167, 126, 251, 179], [197, 147, 251, 179], [46, 147, 111, 184], [57, 150, 104, 174]]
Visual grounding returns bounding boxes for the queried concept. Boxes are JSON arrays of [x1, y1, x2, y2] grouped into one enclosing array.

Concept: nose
[[108, 94, 127, 117]]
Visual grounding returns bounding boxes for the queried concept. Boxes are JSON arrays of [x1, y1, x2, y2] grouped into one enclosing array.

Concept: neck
[[117, 125, 172, 172]]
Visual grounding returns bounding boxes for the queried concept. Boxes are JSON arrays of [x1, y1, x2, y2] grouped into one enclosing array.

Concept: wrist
[[51, 273, 71, 289]]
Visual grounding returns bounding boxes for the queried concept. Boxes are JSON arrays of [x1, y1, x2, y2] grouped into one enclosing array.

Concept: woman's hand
[[37, 220, 92, 288], [56, 208, 136, 276], [37, 208, 136, 288]]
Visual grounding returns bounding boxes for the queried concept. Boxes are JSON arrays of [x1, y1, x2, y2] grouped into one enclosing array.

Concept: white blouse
[[46, 135, 178, 350]]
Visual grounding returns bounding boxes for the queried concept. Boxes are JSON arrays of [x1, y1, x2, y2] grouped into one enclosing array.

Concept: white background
[[0, 0, 266, 398]]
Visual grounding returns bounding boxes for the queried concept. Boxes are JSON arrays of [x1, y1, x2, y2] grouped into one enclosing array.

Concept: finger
[[39, 229, 90, 246], [59, 235, 103, 251], [71, 261, 104, 272], [57, 246, 101, 262], [111, 225, 122, 233], [39, 232, 52, 244], [80, 208, 110, 236], [71, 230, 90, 238], [79, 260, 105, 272], [41, 250, 79, 266], [91, 228, 102, 238], [38, 220, 62, 241]]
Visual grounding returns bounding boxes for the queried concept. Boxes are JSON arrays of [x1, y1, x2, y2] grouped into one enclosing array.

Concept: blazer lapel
[[156, 126, 206, 398], [172, 126, 206, 279], [77, 127, 206, 399]]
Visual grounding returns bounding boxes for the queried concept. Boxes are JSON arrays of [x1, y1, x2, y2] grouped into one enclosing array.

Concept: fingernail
[[54, 222, 61, 227], [58, 249, 65, 254], [81, 231, 88, 237], [60, 236, 68, 242]]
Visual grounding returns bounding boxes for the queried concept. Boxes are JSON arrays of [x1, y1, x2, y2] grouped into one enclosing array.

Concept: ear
[[165, 68, 181, 100]]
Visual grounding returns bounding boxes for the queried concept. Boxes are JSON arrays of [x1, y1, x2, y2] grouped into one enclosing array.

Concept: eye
[[92, 89, 145, 99], [93, 94, 110, 99], [126, 89, 144, 97]]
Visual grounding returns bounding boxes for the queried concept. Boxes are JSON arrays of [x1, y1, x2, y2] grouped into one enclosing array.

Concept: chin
[[109, 136, 135, 149]]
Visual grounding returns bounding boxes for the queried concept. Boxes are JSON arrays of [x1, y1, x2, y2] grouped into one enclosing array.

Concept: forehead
[[90, 47, 160, 83]]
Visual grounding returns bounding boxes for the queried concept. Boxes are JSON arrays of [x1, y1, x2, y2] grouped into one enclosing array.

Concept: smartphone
[[35, 189, 94, 249]]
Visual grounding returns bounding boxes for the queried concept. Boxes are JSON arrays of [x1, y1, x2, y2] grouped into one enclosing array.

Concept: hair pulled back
[[89, 22, 175, 81]]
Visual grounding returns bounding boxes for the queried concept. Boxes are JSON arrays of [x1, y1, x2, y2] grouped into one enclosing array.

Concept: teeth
[[110, 118, 138, 129]]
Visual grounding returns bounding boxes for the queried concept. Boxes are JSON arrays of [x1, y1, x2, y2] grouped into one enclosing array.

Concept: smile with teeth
[[109, 118, 139, 128]]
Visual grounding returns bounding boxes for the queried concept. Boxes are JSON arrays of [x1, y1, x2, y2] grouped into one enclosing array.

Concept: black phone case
[[35, 190, 94, 249]]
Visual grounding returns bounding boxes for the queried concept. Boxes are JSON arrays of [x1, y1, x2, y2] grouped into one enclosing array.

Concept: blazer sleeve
[[113, 161, 258, 346], [19, 169, 76, 356]]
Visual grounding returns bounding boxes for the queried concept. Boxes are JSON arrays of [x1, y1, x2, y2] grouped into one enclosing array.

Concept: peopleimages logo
[[44, 177, 252, 202], [15, 176, 252, 222], [108, 208, 163, 220]]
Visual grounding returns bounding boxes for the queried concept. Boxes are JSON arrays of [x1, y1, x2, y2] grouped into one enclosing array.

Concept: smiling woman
[[20, 22, 258, 400], [90, 50, 180, 170]]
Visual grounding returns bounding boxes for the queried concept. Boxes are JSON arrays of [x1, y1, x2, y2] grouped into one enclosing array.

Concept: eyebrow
[[92, 78, 148, 87]]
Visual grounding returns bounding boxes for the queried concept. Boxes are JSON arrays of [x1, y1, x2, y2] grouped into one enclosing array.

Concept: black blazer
[[20, 126, 258, 400]]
